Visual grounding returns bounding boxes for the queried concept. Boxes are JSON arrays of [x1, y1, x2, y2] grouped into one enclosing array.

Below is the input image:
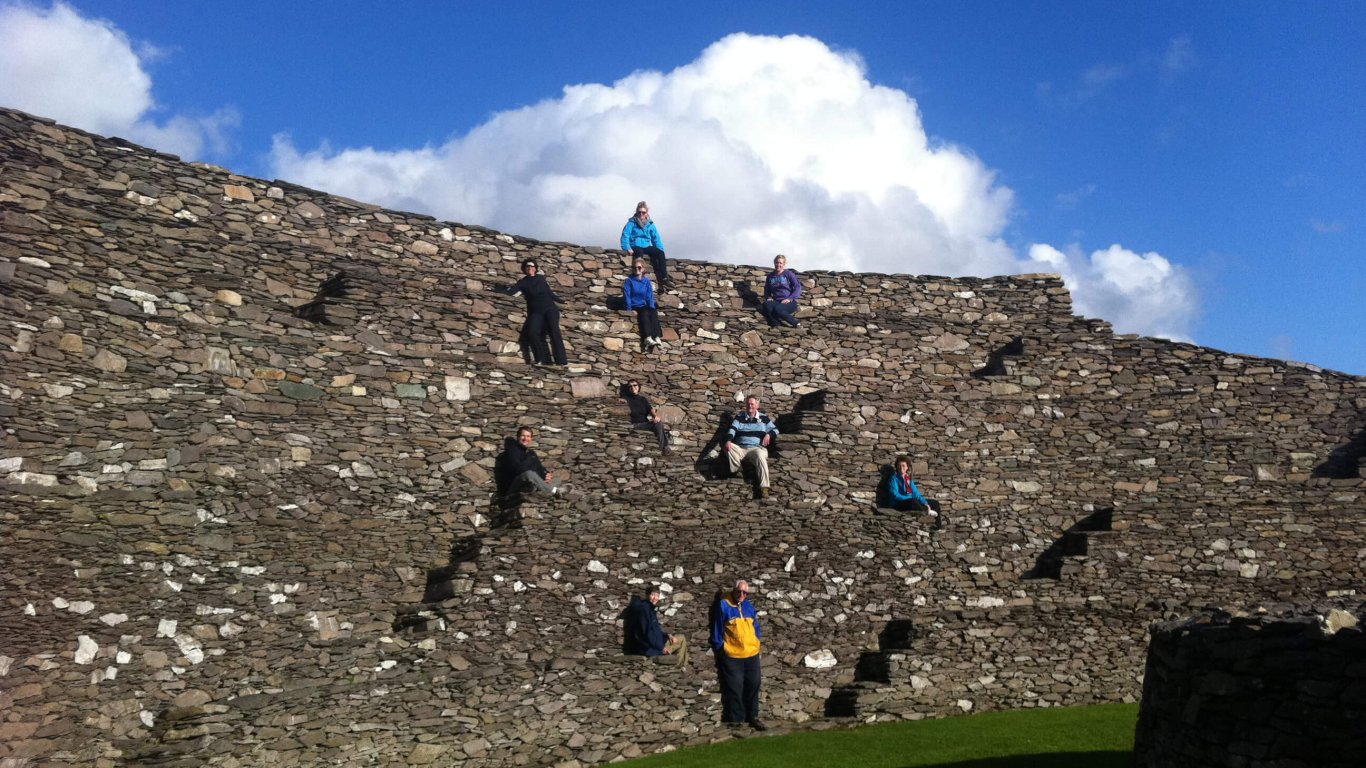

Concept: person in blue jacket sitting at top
[[760, 254, 802, 327], [620, 200, 673, 289], [623, 258, 664, 349], [885, 454, 942, 528]]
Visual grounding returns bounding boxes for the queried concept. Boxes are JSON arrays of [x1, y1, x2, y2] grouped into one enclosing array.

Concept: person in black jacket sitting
[[494, 426, 563, 497], [621, 585, 688, 668], [623, 379, 671, 454], [502, 259, 567, 366]]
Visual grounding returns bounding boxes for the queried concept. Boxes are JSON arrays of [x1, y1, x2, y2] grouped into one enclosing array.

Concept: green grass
[[616, 703, 1139, 768]]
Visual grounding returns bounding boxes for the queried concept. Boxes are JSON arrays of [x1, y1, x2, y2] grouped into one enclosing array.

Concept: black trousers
[[632, 420, 669, 451], [717, 654, 761, 723], [630, 246, 669, 282], [521, 307, 566, 365], [635, 307, 662, 341]]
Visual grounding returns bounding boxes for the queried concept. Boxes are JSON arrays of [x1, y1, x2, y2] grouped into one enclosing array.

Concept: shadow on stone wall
[[1023, 507, 1114, 580], [1314, 425, 1366, 479]]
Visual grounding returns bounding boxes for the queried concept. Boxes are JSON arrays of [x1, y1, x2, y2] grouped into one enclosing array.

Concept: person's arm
[[762, 415, 779, 446], [501, 276, 527, 297], [623, 278, 637, 309], [643, 278, 655, 308], [908, 479, 928, 506], [621, 221, 633, 252], [649, 222, 664, 251], [710, 604, 727, 653], [762, 274, 773, 301], [784, 271, 802, 302], [646, 611, 667, 654], [724, 417, 740, 451], [749, 600, 761, 640]]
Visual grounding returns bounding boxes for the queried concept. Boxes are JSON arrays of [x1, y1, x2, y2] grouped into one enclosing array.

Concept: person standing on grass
[[710, 578, 766, 731]]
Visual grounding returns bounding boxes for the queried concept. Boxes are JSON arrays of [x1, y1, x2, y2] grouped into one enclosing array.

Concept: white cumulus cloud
[[1027, 243, 1197, 341], [0, 1, 235, 159], [272, 33, 1196, 340]]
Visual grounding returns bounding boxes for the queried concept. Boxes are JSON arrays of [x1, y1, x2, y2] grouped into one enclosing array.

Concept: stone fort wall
[[1132, 605, 1365, 768], [1, 107, 1363, 766]]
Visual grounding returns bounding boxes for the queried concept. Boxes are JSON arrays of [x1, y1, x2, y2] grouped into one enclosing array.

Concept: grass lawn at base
[[616, 702, 1138, 768]]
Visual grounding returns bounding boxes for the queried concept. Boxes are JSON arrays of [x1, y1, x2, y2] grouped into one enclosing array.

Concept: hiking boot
[[749, 719, 768, 731], [759, 487, 770, 498]]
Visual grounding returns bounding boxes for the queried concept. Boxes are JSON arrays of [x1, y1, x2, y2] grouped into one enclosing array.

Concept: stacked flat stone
[[1133, 604, 1366, 768], [1, 107, 1364, 766]]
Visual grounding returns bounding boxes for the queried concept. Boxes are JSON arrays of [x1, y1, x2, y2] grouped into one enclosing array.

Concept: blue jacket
[[621, 217, 664, 252], [888, 472, 928, 506], [728, 411, 778, 447], [622, 596, 667, 656], [622, 274, 656, 310], [764, 270, 801, 302], [710, 597, 761, 659]]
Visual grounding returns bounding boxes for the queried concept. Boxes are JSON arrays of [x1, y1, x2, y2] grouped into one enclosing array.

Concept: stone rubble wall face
[[1132, 607, 1366, 768], [1, 108, 1364, 765]]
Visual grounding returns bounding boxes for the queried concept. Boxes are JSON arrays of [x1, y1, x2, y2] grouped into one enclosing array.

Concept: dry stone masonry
[[1, 107, 1364, 766], [1133, 605, 1366, 767]]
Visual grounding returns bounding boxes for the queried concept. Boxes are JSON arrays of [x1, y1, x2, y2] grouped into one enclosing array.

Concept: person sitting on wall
[[621, 584, 689, 669], [502, 259, 567, 366], [883, 454, 942, 528], [723, 395, 780, 499], [759, 254, 802, 328], [494, 426, 565, 498], [623, 379, 672, 454], [620, 200, 673, 289], [623, 258, 665, 350]]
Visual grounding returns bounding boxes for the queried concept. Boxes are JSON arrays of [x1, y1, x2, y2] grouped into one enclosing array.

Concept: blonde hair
[[635, 200, 649, 215]]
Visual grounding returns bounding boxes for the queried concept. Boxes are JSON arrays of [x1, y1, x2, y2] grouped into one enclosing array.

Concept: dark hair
[[894, 455, 911, 472], [517, 426, 533, 438], [521, 259, 537, 270], [647, 584, 662, 597]]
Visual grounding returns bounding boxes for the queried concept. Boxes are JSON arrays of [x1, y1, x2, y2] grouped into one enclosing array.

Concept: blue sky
[[2, 1, 1362, 374]]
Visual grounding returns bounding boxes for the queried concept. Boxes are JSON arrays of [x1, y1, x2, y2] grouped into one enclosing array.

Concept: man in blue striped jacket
[[723, 395, 780, 499]]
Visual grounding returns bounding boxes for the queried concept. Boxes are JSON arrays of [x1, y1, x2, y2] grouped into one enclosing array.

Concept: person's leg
[[760, 300, 779, 326], [725, 442, 747, 476], [744, 446, 770, 490], [523, 314, 550, 364], [775, 301, 800, 326], [514, 469, 555, 494], [645, 246, 669, 283], [644, 307, 662, 340], [634, 308, 651, 345], [543, 308, 567, 365], [718, 656, 745, 723], [742, 655, 762, 723], [652, 421, 669, 452], [928, 498, 943, 528], [664, 635, 689, 668]]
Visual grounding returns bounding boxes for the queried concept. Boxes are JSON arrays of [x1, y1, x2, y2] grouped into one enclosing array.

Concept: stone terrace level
[[2, 107, 1364, 766]]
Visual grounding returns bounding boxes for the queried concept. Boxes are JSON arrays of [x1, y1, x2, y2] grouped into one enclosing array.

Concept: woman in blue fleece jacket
[[622, 258, 663, 348], [886, 454, 942, 527], [620, 201, 672, 287]]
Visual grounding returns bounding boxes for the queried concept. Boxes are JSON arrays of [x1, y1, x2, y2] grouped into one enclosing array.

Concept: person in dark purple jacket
[[760, 254, 802, 327]]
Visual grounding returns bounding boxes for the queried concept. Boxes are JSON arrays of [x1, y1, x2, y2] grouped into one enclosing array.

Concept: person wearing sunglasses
[[623, 258, 665, 350], [622, 379, 671, 454], [709, 579, 766, 731], [620, 200, 674, 289], [502, 259, 567, 366]]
